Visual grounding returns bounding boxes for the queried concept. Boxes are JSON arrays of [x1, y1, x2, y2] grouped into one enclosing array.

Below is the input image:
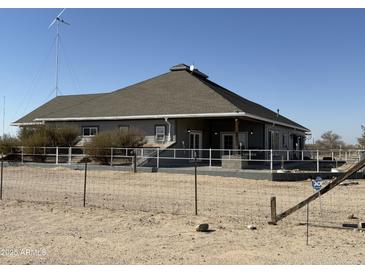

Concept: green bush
[[85, 128, 146, 164], [0, 134, 20, 155]]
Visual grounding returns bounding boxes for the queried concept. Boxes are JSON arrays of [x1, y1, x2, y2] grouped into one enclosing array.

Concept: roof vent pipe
[[277, 109, 280, 117]]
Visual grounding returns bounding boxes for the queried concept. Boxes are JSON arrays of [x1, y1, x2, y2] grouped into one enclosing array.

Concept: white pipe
[[164, 117, 171, 142]]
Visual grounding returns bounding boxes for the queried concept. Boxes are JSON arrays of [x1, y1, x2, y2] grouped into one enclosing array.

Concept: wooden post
[[21, 146, 24, 164], [269, 196, 277, 225], [274, 157, 365, 223], [306, 203, 309, 246], [194, 151, 198, 216], [0, 154, 3, 200]]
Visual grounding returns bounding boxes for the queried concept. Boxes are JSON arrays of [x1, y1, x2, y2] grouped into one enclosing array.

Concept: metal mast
[[49, 8, 70, 97], [55, 20, 60, 96]]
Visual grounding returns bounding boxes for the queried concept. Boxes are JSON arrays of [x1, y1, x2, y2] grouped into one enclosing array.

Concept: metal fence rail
[[6, 146, 365, 172]]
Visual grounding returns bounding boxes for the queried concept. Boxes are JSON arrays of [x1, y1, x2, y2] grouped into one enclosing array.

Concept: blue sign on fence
[[312, 176, 322, 191]]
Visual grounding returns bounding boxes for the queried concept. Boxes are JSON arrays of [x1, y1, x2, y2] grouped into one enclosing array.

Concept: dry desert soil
[[1, 166, 365, 264], [1, 199, 365, 264]]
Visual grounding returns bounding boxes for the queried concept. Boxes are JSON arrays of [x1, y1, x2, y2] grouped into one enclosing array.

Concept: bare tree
[[315, 130, 345, 150]]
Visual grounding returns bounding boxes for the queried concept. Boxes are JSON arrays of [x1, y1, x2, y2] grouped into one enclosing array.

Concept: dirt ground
[[1, 165, 365, 264], [1, 199, 365, 264]]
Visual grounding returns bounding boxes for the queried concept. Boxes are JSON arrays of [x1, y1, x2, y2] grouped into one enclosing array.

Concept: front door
[[189, 131, 202, 159]]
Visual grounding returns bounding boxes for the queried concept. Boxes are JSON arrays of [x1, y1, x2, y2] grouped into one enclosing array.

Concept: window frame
[[119, 125, 130, 133], [154, 124, 166, 142], [82, 126, 99, 137]]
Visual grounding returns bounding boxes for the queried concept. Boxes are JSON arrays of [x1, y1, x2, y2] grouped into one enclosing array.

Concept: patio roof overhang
[[11, 111, 310, 132]]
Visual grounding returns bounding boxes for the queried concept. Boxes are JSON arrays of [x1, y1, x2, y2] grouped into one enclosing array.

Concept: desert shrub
[[85, 128, 146, 164], [17, 124, 79, 162], [0, 134, 20, 155], [18, 125, 79, 147]]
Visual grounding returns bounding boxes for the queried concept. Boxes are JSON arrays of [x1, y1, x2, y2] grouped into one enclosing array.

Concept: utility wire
[[59, 37, 82, 93], [11, 36, 57, 122]]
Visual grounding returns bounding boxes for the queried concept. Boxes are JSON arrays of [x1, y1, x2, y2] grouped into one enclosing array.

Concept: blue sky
[[0, 8, 364, 144]]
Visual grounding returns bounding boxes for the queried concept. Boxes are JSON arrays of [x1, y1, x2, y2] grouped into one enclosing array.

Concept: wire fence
[[1, 152, 365, 231]]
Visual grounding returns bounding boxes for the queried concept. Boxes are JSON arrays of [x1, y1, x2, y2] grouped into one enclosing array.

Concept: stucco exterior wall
[[49, 119, 177, 145]]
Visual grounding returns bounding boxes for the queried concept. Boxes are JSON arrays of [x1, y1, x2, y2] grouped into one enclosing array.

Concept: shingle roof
[[14, 64, 309, 131]]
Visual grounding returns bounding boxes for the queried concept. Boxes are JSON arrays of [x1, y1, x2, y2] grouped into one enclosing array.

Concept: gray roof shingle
[[14, 64, 309, 131]]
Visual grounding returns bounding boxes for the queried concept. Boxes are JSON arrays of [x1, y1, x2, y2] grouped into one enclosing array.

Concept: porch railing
[[6, 146, 365, 172]]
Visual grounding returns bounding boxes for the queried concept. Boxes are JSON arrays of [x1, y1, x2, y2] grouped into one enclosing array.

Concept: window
[[119, 125, 129, 133], [155, 125, 166, 142], [82, 126, 98, 137]]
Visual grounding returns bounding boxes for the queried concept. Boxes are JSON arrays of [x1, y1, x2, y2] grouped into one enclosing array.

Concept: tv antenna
[[48, 8, 70, 97]]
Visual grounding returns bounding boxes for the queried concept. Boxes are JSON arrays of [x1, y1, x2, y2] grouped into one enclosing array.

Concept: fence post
[[357, 150, 361, 162], [287, 150, 289, 161], [209, 148, 212, 168], [133, 150, 137, 173], [21, 146, 24, 164], [316, 149, 319, 172], [249, 150, 252, 161], [83, 161, 88, 207], [270, 149, 273, 171], [306, 203, 309, 246], [301, 150, 304, 161], [55, 146, 59, 165], [269, 196, 277, 224], [110, 148, 113, 166], [68, 147, 72, 165], [194, 151, 198, 216], [0, 153, 3, 200], [157, 147, 160, 169]]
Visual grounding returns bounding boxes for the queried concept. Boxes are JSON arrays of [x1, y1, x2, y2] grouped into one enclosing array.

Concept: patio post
[[317, 149, 319, 172], [234, 118, 239, 155], [270, 149, 273, 171]]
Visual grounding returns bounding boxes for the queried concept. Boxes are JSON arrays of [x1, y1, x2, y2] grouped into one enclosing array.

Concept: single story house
[[13, 64, 309, 156]]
